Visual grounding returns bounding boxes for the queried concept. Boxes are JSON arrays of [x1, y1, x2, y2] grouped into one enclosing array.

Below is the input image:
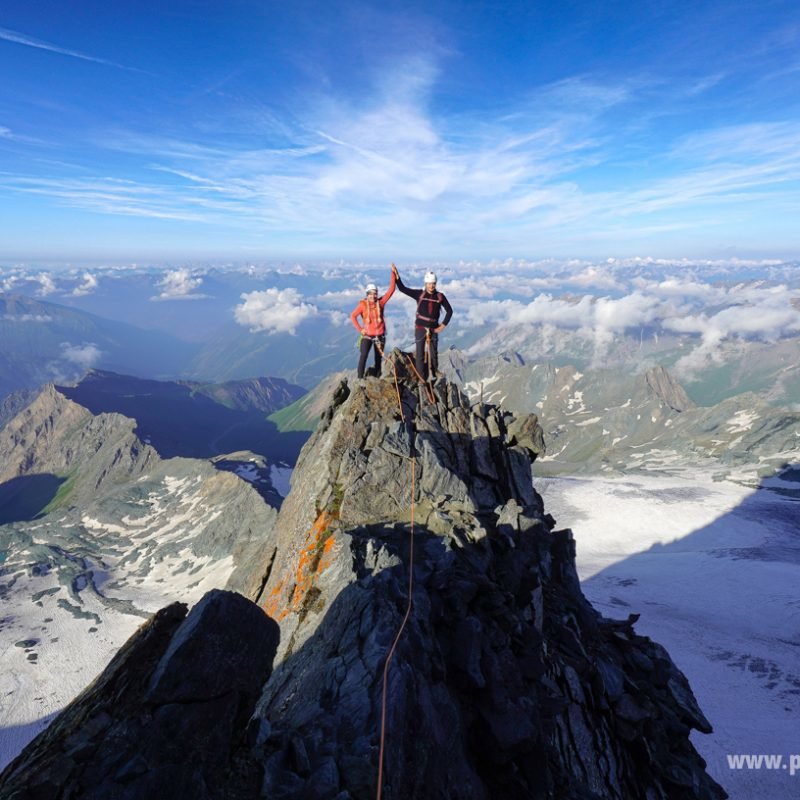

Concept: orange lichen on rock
[[263, 510, 337, 621]]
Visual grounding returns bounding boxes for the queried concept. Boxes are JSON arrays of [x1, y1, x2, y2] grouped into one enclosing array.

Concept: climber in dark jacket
[[393, 264, 453, 381]]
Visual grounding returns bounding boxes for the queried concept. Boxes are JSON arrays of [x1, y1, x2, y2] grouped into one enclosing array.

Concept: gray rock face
[[0, 590, 279, 800], [645, 365, 694, 412], [0, 387, 40, 431], [1, 368, 726, 800], [0, 384, 158, 503], [247, 364, 548, 659]]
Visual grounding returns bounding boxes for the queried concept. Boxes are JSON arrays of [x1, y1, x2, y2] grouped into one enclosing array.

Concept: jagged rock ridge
[[0, 360, 727, 800]]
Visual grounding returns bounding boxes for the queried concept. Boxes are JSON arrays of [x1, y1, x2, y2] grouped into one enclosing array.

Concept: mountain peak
[[0, 362, 726, 800], [0, 383, 155, 503], [249, 366, 547, 641]]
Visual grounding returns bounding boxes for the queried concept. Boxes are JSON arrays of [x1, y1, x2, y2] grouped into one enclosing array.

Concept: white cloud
[[60, 342, 102, 370], [313, 288, 363, 303], [593, 292, 665, 332], [234, 287, 319, 334], [1, 274, 20, 292], [467, 276, 800, 366], [634, 276, 723, 301], [327, 310, 348, 327], [71, 272, 98, 296], [569, 266, 626, 291], [4, 56, 799, 258], [1, 175, 210, 222], [36, 273, 57, 296], [440, 276, 510, 300], [666, 292, 800, 377], [591, 292, 670, 361], [467, 294, 596, 329], [456, 266, 800, 374], [152, 268, 206, 300]]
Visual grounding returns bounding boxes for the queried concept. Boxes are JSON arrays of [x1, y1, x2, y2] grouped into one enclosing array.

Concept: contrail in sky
[[0, 26, 147, 73]]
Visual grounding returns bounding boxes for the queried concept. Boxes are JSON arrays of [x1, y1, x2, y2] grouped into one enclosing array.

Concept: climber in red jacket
[[350, 266, 397, 378]]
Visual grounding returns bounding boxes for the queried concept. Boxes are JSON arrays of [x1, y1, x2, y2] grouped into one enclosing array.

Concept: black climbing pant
[[415, 329, 438, 380], [358, 335, 385, 378]]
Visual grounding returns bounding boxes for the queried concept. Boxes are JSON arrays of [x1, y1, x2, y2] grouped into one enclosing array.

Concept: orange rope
[[375, 457, 415, 799], [374, 345, 417, 800], [425, 328, 432, 378], [371, 338, 404, 421], [402, 345, 435, 405]]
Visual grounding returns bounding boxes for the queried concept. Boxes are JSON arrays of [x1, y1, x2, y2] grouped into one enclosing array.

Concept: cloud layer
[[71, 272, 98, 297], [2, 259, 798, 379]]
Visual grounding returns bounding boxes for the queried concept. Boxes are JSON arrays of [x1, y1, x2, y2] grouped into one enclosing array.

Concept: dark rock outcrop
[[0, 365, 727, 800], [0, 590, 279, 800]]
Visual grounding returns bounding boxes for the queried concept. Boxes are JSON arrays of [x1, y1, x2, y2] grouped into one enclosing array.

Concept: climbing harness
[[415, 290, 443, 326]]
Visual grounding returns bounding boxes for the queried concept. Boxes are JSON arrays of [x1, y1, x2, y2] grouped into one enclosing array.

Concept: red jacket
[[350, 272, 396, 337]]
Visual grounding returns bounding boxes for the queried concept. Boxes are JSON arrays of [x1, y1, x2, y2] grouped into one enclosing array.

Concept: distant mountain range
[[3, 287, 798, 485], [441, 349, 800, 480], [184, 318, 360, 389], [462, 323, 800, 409], [0, 292, 368, 396], [0, 294, 199, 398], [57, 369, 308, 463]]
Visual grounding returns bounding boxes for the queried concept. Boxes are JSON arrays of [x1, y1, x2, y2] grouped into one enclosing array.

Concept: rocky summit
[[0, 352, 727, 800]]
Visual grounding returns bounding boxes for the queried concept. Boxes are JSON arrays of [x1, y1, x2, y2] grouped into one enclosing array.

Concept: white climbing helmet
[[365, 283, 378, 294], [424, 271, 437, 284]]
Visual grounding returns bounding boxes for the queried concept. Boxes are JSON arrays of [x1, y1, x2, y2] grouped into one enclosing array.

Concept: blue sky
[[1, 0, 798, 262]]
